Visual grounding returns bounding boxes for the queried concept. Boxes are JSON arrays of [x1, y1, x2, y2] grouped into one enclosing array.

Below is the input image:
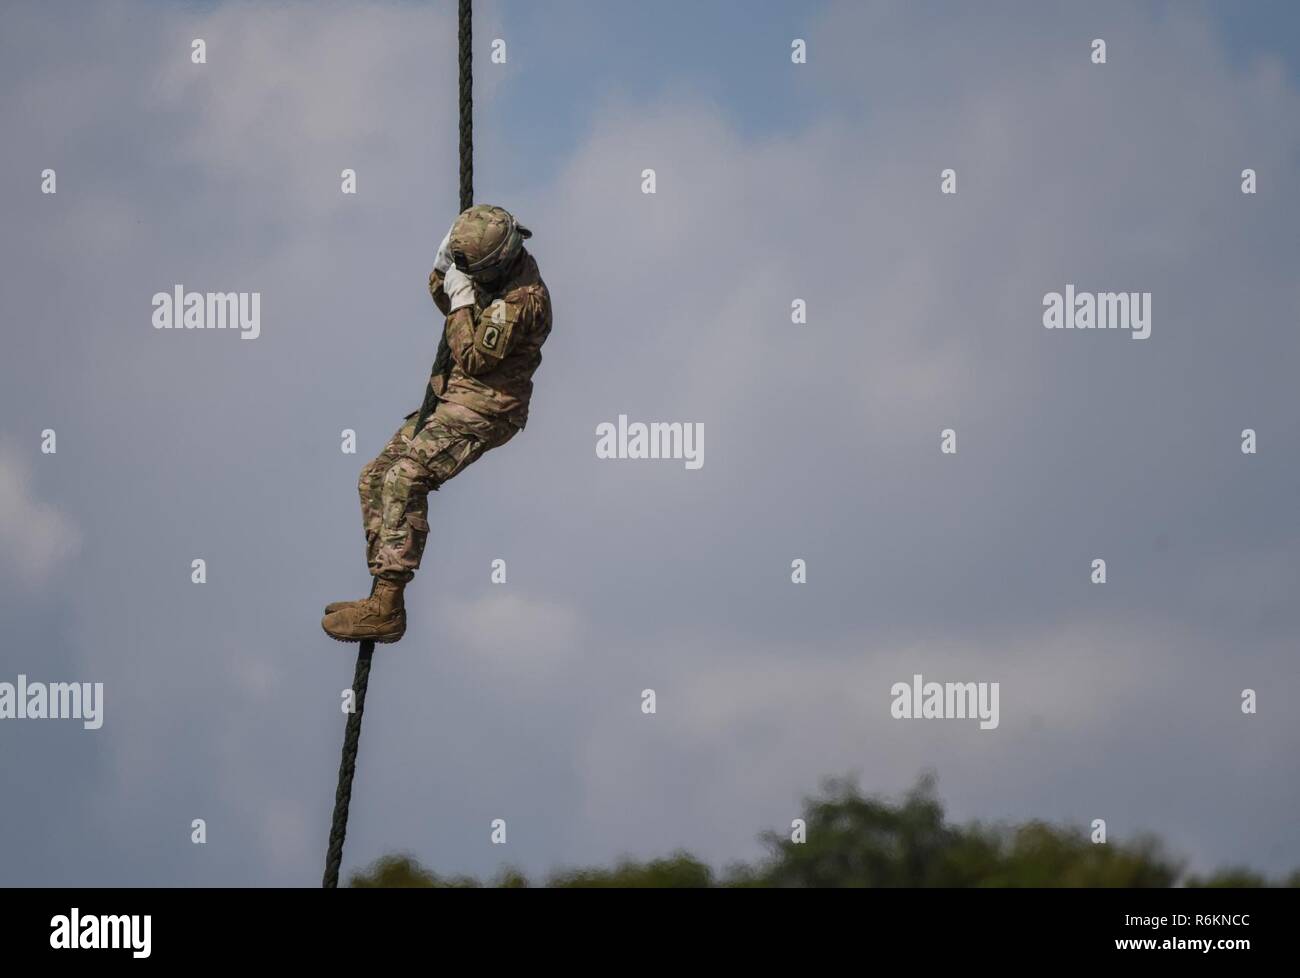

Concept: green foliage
[[547, 852, 714, 888], [347, 853, 479, 888], [346, 776, 1292, 888], [756, 774, 961, 887]]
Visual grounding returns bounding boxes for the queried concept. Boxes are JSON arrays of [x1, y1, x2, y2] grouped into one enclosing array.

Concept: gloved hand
[[442, 265, 476, 312], [433, 228, 455, 275]]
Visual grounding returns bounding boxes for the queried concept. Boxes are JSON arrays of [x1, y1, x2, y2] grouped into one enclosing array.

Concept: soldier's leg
[[359, 413, 421, 565], [324, 414, 419, 616], [369, 411, 504, 582], [324, 405, 515, 643]]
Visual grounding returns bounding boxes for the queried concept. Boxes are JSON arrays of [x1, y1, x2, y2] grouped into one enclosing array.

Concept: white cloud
[[0, 441, 79, 587], [261, 797, 313, 874], [572, 614, 1295, 870], [150, 1, 462, 221], [439, 590, 584, 682]]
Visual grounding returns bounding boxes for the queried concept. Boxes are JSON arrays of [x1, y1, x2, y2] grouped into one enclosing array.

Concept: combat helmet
[[449, 204, 532, 279]]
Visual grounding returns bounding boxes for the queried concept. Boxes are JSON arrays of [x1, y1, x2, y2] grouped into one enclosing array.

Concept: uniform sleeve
[[428, 269, 452, 317], [445, 292, 532, 376]]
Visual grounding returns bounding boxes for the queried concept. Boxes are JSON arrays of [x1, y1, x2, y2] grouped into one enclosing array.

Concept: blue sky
[[487, 0, 1300, 186]]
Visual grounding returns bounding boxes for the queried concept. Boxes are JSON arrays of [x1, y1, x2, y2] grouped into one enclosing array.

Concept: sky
[[0, 0, 1298, 886]]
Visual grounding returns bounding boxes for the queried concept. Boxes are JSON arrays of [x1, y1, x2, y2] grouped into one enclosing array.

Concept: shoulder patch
[[474, 299, 522, 358]]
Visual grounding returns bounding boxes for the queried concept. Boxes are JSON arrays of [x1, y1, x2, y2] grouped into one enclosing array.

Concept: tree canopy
[[348, 775, 1297, 888]]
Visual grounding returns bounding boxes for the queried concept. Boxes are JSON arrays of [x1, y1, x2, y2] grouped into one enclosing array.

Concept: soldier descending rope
[[321, 206, 552, 644], [322, 0, 549, 891]]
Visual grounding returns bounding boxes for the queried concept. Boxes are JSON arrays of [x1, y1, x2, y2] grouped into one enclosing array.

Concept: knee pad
[[382, 455, 434, 504]]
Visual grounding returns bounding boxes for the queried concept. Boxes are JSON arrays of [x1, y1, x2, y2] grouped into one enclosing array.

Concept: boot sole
[[321, 620, 407, 644], [323, 631, 405, 645]]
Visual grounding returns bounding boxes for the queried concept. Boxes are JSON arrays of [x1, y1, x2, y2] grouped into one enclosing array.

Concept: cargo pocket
[[402, 512, 430, 567]]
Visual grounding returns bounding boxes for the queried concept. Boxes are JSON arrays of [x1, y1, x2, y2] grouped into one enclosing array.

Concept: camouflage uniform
[[360, 249, 552, 583]]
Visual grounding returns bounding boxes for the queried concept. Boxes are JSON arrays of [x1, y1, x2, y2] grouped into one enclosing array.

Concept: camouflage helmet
[[449, 204, 532, 277]]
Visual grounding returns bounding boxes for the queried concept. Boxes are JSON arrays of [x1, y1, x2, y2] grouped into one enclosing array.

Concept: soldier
[[322, 205, 552, 643]]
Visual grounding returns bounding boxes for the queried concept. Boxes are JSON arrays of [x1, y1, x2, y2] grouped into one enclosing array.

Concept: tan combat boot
[[324, 578, 376, 616], [321, 578, 406, 644]]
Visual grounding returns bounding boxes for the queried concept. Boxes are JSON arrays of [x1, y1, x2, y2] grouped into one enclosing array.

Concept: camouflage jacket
[[428, 249, 551, 429]]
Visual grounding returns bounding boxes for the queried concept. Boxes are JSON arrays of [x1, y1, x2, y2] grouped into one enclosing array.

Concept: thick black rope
[[322, 640, 374, 888], [458, 0, 474, 214], [415, 0, 474, 432], [323, 0, 473, 889]]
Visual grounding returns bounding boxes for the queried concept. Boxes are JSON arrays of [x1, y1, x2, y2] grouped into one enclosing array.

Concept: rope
[[458, 0, 474, 213], [416, 0, 474, 432], [322, 640, 375, 888], [323, 0, 473, 889]]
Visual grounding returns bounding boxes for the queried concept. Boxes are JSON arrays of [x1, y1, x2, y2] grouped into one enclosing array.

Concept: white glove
[[433, 229, 454, 275], [443, 265, 476, 312]]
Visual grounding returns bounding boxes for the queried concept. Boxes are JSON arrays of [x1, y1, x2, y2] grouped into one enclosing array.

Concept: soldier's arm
[[445, 292, 532, 376], [428, 269, 452, 317]]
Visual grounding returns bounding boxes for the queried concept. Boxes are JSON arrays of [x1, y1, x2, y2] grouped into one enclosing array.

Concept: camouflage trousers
[[358, 401, 517, 582]]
